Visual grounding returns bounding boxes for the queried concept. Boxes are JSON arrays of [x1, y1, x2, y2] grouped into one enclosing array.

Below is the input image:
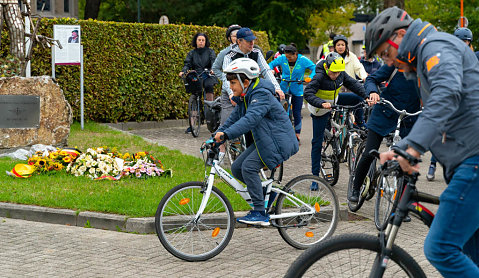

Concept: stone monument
[[0, 76, 72, 149]]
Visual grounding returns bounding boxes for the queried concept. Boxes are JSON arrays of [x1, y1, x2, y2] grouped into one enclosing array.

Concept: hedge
[[1, 18, 270, 122]]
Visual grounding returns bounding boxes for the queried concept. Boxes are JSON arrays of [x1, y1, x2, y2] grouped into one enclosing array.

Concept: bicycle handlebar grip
[[369, 149, 380, 159], [392, 147, 422, 166]]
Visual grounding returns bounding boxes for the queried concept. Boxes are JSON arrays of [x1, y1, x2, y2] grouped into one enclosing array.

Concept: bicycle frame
[[371, 160, 439, 276], [193, 157, 317, 223]]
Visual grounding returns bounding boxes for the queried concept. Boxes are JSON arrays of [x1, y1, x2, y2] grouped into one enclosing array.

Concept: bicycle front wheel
[[188, 94, 201, 137], [275, 175, 339, 249], [375, 173, 404, 231], [347, 141, 367, 212], [284, 233, 426, 278], [155, 182, 234, 261]]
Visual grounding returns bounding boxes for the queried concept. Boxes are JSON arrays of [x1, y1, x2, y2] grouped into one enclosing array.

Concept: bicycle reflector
[[212, 227, 220, 238], [179, 198, 190, 205], [304, 77, 311, 83], [305, 231, 314, 238], [315, 203, 321, 213]]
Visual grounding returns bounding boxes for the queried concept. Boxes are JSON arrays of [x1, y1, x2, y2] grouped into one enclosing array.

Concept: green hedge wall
[[1, 18, 270, 122]]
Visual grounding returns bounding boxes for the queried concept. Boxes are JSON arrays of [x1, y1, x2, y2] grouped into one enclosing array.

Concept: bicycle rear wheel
[[275, 175, 339, 249], [188, 94, 201, 137], [320, 137, 340, 186], [284, 233, 426, 278], [155, 182, 234, 261], [375, 173, 404, 231]]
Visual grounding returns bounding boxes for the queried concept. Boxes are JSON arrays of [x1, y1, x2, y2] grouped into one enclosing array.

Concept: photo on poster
[[68, 30, 79, 43]]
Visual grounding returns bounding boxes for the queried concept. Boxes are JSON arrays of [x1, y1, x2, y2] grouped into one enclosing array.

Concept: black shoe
[[185, 127, 192, 134], [403, 215, 411, 222], [348, 189, 359, 202]]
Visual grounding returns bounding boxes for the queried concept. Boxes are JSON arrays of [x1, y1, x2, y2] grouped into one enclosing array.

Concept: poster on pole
[[53, 25, 81, 65]]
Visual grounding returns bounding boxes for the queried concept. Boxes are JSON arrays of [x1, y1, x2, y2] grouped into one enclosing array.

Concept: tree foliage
[[405, 0, 479, 46], [78, 0, 328, 50], [309, 4, 357, 47]]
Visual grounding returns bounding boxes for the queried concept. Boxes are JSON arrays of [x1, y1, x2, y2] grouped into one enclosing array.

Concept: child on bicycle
[[268, 43, 316, 143], [367, 7, 479, 277], [303, 52, 368, 190], [348, 64, 421, 202], [214, 58, 299, 226]]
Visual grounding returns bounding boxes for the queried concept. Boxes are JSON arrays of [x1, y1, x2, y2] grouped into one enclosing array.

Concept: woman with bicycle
[[304, 52, 368, 190], [348, 64, 421, 202], [179, 33, 218, 132], [268, 43, 316, 142]]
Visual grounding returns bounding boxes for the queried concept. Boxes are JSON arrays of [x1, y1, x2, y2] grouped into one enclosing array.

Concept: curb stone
[[0, 202, 349, 234]]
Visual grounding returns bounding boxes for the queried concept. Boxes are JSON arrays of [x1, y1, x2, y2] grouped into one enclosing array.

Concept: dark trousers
[[231, 145, 265, 212], [352, 129, 383, 191]]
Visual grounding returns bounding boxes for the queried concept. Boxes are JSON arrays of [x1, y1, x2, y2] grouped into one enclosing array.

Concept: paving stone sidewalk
[[0, 109, 445, 277]]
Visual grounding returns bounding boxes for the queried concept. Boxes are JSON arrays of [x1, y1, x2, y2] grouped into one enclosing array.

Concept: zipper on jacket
[[243, 91, 268, 169]]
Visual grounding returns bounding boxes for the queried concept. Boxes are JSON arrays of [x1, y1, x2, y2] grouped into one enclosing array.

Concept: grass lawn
[[0, 122, 250, 217]]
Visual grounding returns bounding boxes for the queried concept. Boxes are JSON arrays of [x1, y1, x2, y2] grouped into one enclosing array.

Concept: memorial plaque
[[0, 95, 40, 128]]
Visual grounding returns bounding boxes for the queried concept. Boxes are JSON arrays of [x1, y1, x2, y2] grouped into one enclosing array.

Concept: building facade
[[32, 0, 79, 19]]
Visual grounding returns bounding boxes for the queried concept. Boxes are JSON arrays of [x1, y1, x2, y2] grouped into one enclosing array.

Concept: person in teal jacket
[[268, 44, 316, 142]]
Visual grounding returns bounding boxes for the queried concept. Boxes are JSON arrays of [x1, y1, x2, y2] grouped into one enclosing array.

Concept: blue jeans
[[424, 155, 479, 277], [291, 95, 303, 134], [231, 144, 265, 212], [311, 112, 331, 176]]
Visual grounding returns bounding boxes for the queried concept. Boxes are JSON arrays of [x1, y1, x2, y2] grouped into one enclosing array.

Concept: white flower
[[79, 166, 87, 172], [85, 161, 92, 167], [89, 168, 95, 174]]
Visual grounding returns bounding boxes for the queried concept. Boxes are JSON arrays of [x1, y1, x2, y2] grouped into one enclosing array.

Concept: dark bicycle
[[320, 102, 367, 186], [182, 70, 219, 137], [285, 148, 439, 278], [276, 78, 311, 126]]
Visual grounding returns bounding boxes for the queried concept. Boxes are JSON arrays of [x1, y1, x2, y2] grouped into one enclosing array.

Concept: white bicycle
[[155, 139, 339, 261]]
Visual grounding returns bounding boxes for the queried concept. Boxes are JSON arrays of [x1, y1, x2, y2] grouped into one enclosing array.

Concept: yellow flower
[[63, 156, 72, 163], [123, 153, 130, 159], [60, 151, 68, 156]]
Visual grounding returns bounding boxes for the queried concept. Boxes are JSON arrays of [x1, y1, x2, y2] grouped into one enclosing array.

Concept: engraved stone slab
[[0, 95, 40, 128], [0, 76, 72, 149]]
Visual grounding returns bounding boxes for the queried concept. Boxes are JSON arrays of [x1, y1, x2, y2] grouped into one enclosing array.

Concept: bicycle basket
[[184, 71, 203, 94]]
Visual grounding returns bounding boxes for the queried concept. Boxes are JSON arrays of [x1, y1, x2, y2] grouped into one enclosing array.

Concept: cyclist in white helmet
[[215, 58, 299, 226]]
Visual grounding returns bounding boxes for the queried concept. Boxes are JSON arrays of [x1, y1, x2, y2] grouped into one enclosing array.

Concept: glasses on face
[[379, 33, 398, 60]]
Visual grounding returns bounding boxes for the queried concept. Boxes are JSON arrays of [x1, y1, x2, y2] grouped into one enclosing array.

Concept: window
[[64, 0, 69, 12], [37, 0, 51, 11]]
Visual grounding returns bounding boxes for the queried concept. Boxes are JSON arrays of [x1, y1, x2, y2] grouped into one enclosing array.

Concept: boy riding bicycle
[[214, 58, 299, 226]]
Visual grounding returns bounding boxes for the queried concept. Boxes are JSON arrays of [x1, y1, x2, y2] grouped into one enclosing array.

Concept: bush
[[1, 18, 270, 122]]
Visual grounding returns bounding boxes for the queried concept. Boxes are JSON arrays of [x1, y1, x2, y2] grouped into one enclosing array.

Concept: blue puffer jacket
[[218, 78, 299, 169], [365, 65, 421, 137], [268, 54, 316, 96]]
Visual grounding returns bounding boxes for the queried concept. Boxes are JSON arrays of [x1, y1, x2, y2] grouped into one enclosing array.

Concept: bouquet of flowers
[[27, 148, 79, 174], [123, 153, 171, 179], [66, 147, 124, 179]]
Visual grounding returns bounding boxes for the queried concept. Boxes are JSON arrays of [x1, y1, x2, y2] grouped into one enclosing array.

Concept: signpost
[[52, 25, 84, 130]]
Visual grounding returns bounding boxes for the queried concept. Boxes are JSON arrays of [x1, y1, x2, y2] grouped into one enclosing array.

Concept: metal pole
[[137, 0, 140, 23], [80, 44, 84, 130], [461, 0, 464, 27]]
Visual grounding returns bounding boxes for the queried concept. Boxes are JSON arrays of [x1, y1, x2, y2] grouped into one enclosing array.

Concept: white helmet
[[223, 58, 260, 79]]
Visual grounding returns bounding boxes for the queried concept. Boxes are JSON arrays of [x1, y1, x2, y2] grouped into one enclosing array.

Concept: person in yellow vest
[[317, 33, 336, 61]]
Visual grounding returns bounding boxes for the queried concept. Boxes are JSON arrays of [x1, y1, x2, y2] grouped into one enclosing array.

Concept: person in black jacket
[[304, 52, 369, 190], [179, 32, 218, 102]]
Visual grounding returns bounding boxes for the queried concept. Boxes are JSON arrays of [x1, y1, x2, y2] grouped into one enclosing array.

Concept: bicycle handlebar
[[378, 99, 422, 117], [276, 78, 312, 85], [330, 101, 368, 110]]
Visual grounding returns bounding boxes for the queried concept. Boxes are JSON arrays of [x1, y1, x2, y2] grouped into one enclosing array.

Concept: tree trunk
[[84, 0, 102, 20], [383, 0, 404, 9]]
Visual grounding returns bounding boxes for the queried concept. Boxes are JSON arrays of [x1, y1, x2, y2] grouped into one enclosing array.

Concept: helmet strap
[[236, 73, 248, 96]]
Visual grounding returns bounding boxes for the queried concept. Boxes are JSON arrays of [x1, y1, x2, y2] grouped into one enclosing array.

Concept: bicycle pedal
[[324, 174, 334, 182]]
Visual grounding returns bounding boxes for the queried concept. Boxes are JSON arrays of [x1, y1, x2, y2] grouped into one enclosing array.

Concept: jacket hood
[[397, 19, 437, 68], [316, 60, 327, 75]]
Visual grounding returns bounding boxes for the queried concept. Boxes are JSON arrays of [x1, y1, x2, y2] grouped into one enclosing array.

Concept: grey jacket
[[222, 45, 281, 96], [212, 44, 234, 96], [395, 19, 479, 181]]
